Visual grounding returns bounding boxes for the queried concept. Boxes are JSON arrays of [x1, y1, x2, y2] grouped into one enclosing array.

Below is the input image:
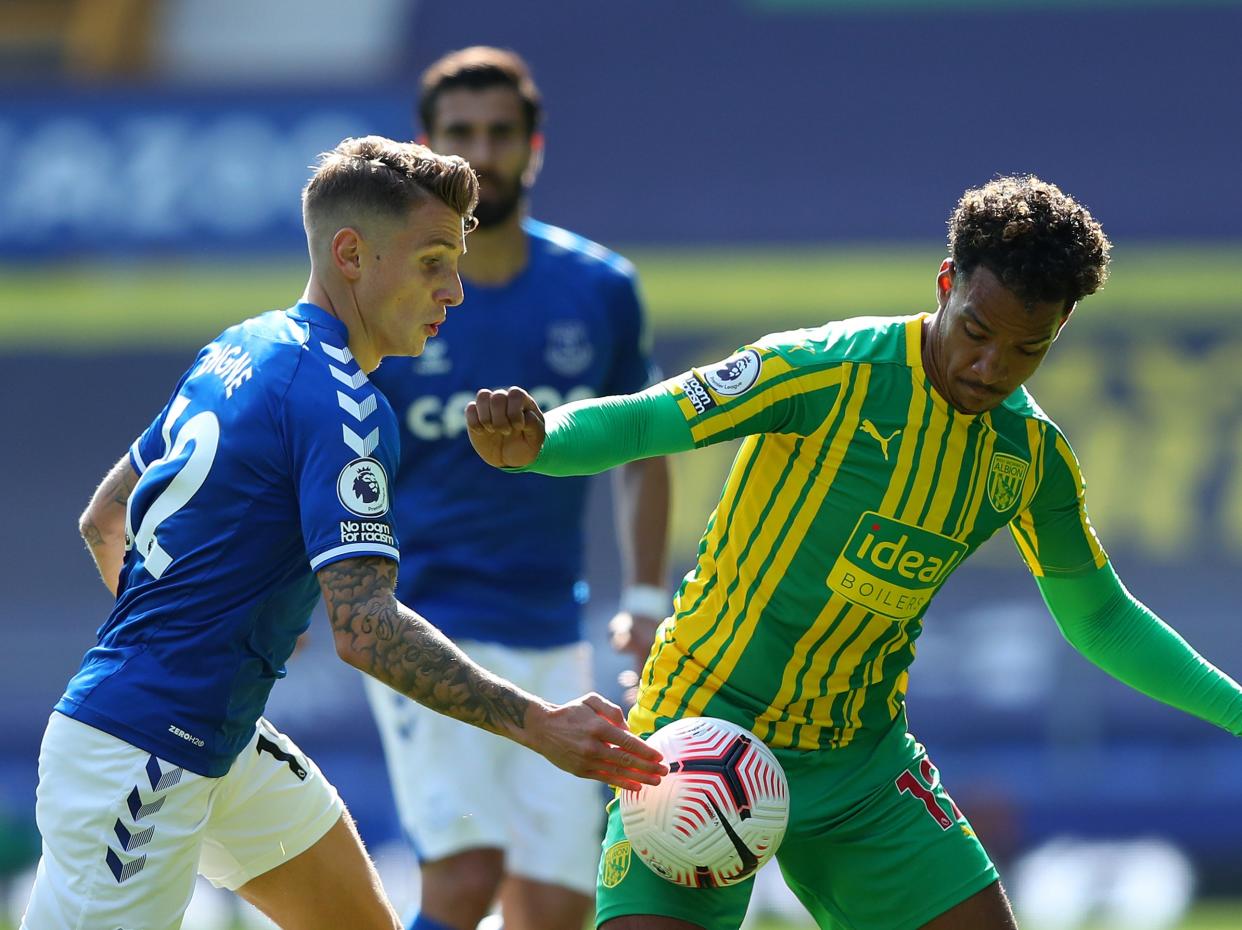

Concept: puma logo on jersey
[[860, 420, 901, 460]]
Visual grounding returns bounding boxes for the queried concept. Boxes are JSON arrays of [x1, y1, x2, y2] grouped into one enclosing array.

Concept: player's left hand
[[465, 386, 546, 469], [525, 692, 667, 792]]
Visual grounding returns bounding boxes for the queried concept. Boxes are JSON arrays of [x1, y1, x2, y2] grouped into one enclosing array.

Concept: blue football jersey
[[371, 219, 656, 648], [56, 303, 400, 776]]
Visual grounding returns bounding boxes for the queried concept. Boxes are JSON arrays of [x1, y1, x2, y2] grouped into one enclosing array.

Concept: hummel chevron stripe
[[105, 847, 147, 883], [145, 755, 183, 792], [343, 425, 380, 457], [337, 391, 378, 422], [320, 343, 354, 364], [113, 819, 156, 852], [126, 787, 166, 821], [330, 366, 368, 390]]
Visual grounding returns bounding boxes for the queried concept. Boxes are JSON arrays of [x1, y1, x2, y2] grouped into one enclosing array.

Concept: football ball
[[619, 716, 789, 888]]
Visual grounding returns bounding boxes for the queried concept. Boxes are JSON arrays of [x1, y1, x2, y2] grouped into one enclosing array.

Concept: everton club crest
[[545, 321, 594, 377]]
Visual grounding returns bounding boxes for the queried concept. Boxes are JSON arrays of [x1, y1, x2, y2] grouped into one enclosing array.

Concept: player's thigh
[[919, 879, 1016, 930], [778, 742, 999, 930], [595, 800, 752, 930], [501, 873, 594, 930], [508, 640, 605, 894], [199, 719, 346, 893], [418, 848, 506, 920], [22, 712, 210, 930], [236, 810, 399, 930]]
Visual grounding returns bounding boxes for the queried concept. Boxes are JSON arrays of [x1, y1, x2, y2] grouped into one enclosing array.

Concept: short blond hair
[[303, 135, 479, 238]]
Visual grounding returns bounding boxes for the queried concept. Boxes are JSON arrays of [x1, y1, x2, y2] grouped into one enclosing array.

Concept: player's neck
[[920, 313, 951, 404], [300, 277, 380, 373], [459, 214, 529, 287]]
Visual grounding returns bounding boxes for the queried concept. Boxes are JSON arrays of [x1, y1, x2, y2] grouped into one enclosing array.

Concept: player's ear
[[523, 131, 545, 187], [1054, 301, 1077, 340], [332, 227, 364, 281], [935, 259, 955, 309]]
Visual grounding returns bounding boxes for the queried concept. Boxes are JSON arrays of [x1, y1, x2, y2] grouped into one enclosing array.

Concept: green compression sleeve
[[1037, 564, 1242, 736], [521, 384, 695, 477]]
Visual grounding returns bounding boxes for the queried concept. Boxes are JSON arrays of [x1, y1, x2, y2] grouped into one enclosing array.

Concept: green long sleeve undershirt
[[522, 385, 694, 477], [524, 388, 1242, 737]]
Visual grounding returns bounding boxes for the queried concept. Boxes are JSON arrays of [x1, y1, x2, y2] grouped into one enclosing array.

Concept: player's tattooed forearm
[[319, 556, 529, 734], [110, 467, 139, 506], [81, 520, 105, 549], [96, 457, 139, 510], [81, 459, 137, 549]]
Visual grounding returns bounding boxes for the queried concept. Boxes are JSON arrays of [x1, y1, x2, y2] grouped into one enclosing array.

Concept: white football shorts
[[21, 712, 343, 930], [363, 639, 606, 895]]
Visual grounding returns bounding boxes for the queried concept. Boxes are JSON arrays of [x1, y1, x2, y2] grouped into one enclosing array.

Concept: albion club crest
[[600, 840, 632, 888], [986, 453, 1029, 513]]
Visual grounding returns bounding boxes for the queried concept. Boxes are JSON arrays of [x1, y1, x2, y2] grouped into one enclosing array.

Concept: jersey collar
[[287, 301, 349, 342]]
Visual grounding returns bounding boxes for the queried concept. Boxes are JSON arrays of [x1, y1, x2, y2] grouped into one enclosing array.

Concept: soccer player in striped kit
[[465, 176, 1242, 930]]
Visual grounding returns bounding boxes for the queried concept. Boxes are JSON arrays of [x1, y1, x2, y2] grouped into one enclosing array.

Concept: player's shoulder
[[992, 385, 1075, 458], [182, 307, 308, 398], [997, 384, 1061, 430], [207, 303, 366, 405], [203, 305, 322, 363], [524, 218, 638, 284], [752, 314, 914, 368]]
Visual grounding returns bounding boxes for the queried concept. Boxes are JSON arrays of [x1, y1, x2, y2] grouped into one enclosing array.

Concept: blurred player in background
[[361, 47, 671, 930], [465, 176, 1242, 930], [22, 135, 664, 930]]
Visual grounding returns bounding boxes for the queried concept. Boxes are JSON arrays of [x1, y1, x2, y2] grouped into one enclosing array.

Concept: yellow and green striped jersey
[[631, 314, 1107, 751]]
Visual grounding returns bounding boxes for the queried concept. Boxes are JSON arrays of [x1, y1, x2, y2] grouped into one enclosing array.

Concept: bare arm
[[79, 454, 140, 597], [318, 555, 665, 788], [614, 457, 670, 593], [610, 456, 671, 667]]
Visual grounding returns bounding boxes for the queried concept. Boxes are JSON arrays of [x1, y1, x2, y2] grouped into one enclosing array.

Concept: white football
[[619, 716, 789, 887]]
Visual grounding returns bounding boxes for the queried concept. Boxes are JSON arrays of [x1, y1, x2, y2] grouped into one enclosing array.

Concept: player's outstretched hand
[[527, 692, 667, 792], [465, 386, 547, 469]]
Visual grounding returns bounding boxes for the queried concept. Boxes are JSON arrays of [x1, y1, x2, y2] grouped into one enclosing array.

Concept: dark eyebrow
[[963, 307, 989, 331], [441, 118, 521, 134], [964, 306, 1052, 345]]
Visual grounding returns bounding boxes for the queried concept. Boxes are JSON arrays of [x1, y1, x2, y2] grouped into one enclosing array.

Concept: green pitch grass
[[1, 243, 1239, 349], [3, 904, 1240, 930], [753, 908, 1242, 930]]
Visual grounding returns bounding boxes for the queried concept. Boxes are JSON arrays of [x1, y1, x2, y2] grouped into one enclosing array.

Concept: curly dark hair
[[948, 175, 1111, 308]]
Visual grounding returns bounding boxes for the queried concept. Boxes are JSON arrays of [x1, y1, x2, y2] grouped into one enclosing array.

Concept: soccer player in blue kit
[[21, 135, 665, 930], [361, 48, 671, 930]]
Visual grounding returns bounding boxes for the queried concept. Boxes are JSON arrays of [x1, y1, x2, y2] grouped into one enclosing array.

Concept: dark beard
[[471, 183, 524, 229]]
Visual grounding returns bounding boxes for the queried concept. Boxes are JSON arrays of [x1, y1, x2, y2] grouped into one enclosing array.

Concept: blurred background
[[2, 1, 1241, 928]]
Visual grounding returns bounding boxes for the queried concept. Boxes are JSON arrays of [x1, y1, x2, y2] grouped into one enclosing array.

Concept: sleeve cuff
[[309, 543, 399, 572]]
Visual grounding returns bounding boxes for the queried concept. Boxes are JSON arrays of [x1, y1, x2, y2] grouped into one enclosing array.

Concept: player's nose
[[972, 346, 1007, 384], [459, 138, 496, 172], [442, 273, 465, 308]]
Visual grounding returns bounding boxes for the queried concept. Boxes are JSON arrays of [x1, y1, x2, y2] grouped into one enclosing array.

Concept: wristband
[[620, 584, 669, 619]]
